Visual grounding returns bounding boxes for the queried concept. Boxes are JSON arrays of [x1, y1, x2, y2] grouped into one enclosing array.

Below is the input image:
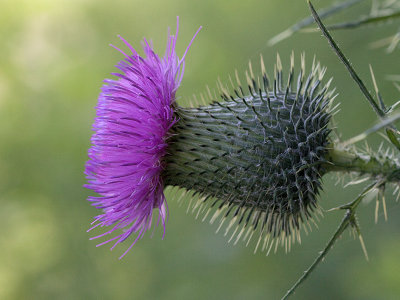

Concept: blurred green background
[[1, 0, 399, 299]]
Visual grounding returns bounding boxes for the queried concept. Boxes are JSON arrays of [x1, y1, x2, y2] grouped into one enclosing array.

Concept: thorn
[[200, 94, 207, 106], [186, 193, 194, 213], [350, 215, 369, 261], [245, 70, 253, 93], [312, 55, 316, 74], [188, 98, 194, 108], [276, 53, 282, 72], [218, 77, 230, 100], [375, 196, 379, 224], [216, 216, 227, 233], [235, 69, 242, 88], [202, 207, 212, 222], [248, 60, 255, 81], [192, 94, 199, 107], [358, 234, 369, 262], [290, 50, 294, 71], [228, 74, 236, 91], [260, 54, 266, 75], [276, 53, 283, 90], [369, 64, 386, 111], [369, 64, 379, 94], [380, 188, 388, 222], [228, 225, 239, 243], [319, 66, 327, 81]]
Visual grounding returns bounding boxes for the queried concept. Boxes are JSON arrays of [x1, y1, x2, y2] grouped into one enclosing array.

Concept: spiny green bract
[[163, 53, 336, 253]]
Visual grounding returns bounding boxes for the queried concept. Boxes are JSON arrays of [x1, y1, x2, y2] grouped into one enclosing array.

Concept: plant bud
[[163, 54, 335, 252]]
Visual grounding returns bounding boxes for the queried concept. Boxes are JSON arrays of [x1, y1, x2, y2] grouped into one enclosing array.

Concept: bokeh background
[[1, 0, 400, 299]]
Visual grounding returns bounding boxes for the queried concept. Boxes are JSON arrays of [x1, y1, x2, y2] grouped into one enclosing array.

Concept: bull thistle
[[163, 53, 334, 253], [85, 3, 400, 299]]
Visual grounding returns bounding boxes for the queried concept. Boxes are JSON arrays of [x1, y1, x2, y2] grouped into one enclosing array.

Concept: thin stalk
[[308, 0, 400, 151], [324, 147, 400, 182], [326, 10, 400, 30], [341, 111, 400, 146], [308, 0, 384, 118], [281, 182, 377, 300], [268, 0, 365, 46]]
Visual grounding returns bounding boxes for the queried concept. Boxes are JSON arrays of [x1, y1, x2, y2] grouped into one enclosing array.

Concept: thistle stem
[[307, 0, 385, 118], [324, 147, 400, 182], [282, 213, 350, 300], [308, 0, 400, 150], [281, 182, 377, 300]]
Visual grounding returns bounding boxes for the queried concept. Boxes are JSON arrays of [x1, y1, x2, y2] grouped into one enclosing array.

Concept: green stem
[[268, 0, 365, 46], [307, 0, 385, 118], [281, 182, 377, 300], [324, 147, 400, 182], [282, 214, 350, 299], [308, 0, 400, 150], [326, 10, 400, 31]]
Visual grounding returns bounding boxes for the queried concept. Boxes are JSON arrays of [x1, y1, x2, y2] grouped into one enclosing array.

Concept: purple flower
[[85, 18, 201, 258]]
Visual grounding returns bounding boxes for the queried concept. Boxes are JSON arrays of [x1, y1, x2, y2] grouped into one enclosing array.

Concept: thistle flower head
[[85, 18, 200, 258], [85, 18, 335, 257], [163, 53, 336, 253]]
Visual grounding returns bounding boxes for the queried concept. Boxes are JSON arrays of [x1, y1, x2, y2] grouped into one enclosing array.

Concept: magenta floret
[[85, 18, 200, 258]]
